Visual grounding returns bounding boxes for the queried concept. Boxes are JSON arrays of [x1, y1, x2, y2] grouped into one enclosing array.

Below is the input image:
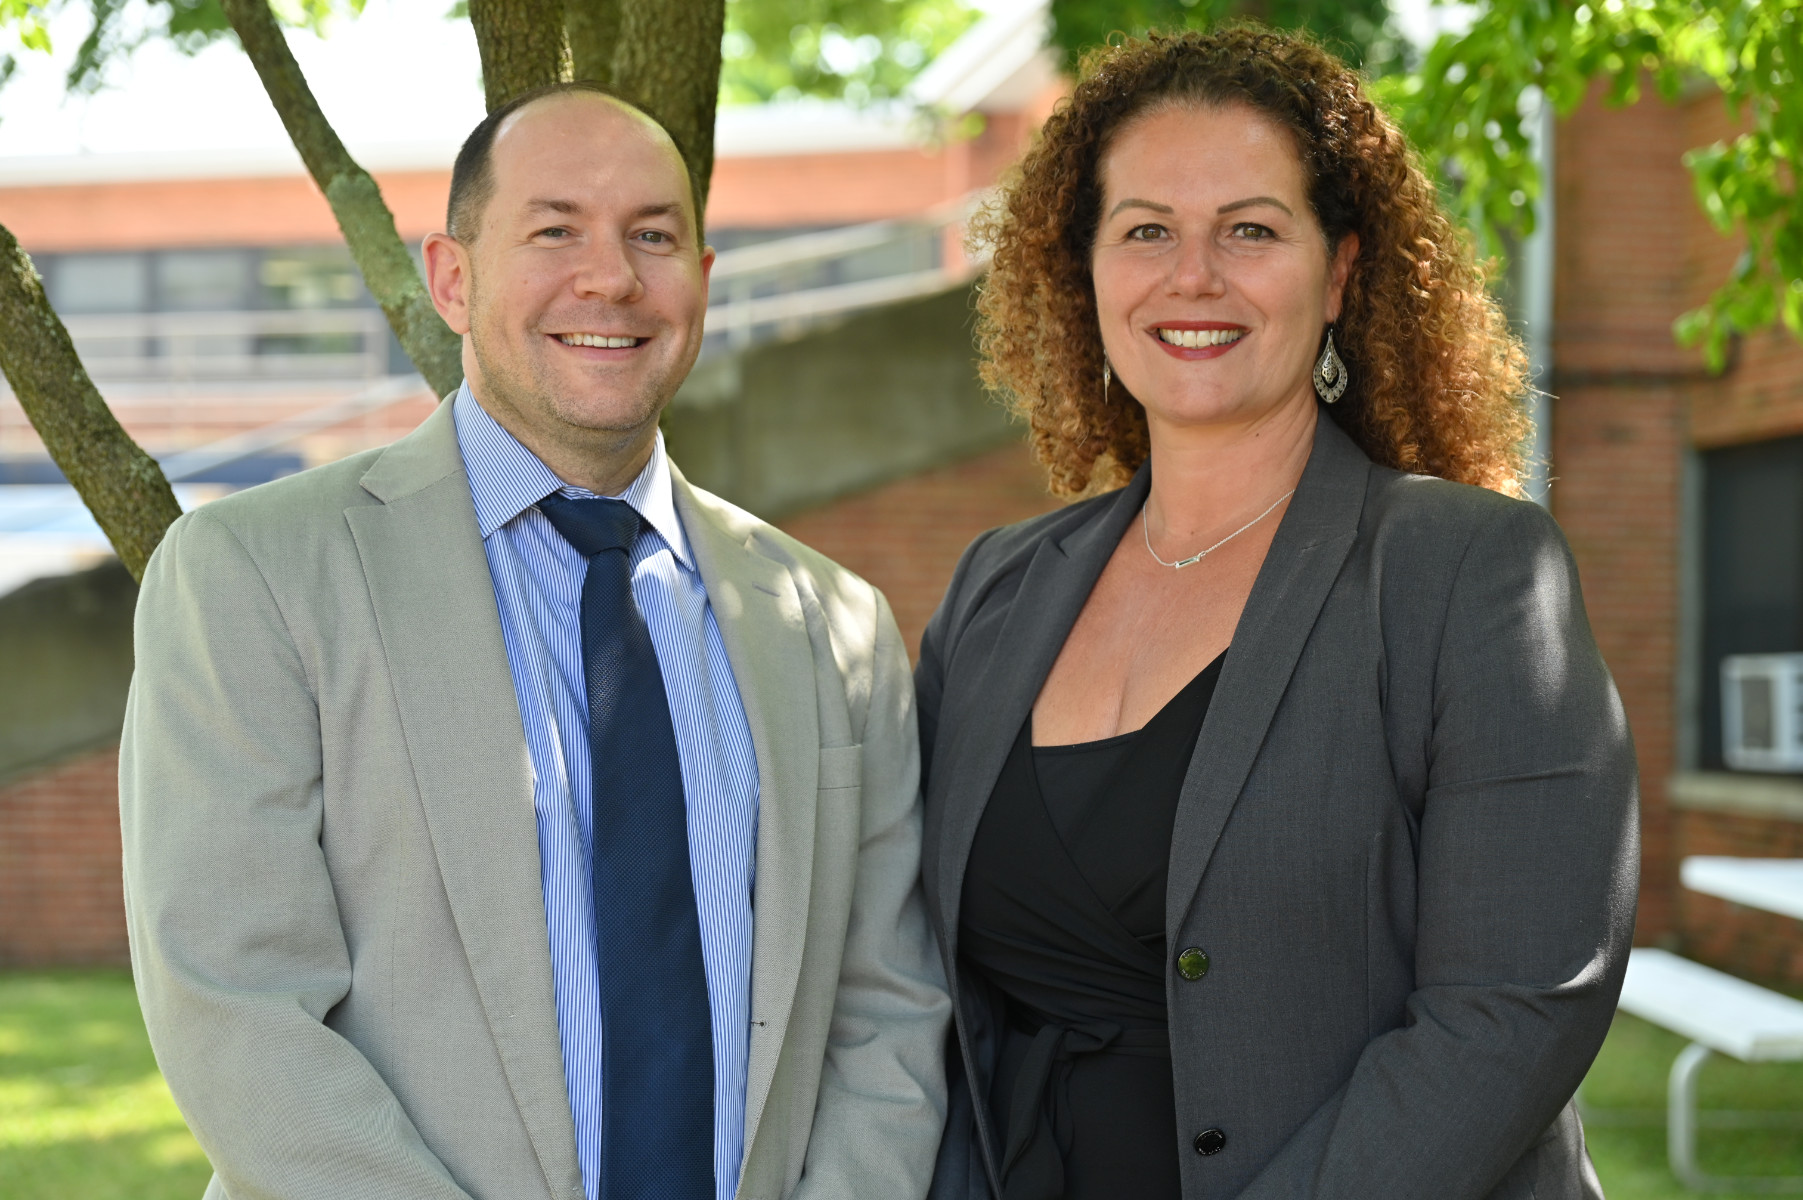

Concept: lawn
[[1, 970, 1800, 1198]]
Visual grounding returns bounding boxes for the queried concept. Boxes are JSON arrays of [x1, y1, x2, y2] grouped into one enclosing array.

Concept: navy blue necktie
[[538, 492, 714, 1200]]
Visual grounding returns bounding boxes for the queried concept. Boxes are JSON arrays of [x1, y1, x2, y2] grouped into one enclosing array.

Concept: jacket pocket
[[817, 744, 863, 791]]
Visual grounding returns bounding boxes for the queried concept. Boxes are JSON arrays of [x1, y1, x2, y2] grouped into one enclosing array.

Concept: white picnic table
[[1682, 856, 1803, 923]]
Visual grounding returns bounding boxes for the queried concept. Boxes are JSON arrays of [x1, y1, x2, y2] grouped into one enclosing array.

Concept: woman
[[917, 27, 1638, 1200]]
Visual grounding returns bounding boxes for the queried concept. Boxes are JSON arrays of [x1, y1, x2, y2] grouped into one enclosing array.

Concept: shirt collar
[[453, 382, 692, 569]]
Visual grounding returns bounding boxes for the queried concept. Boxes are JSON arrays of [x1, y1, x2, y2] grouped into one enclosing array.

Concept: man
[[120, 83, 948, 1200]]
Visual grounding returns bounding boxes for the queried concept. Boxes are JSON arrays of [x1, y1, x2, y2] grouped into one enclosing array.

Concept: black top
[[959, 654, 1224, 1199]]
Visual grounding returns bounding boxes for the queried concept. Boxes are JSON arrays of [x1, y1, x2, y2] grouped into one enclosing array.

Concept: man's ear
[[422, 232, 473, 335]]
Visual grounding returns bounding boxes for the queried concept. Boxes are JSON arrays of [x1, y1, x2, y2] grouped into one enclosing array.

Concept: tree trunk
[[470, 0, 569, 110], [0, 225, 183, 581], [221, 0, 463, 399], [611, 0, 725, 220], [564, 0, 620, 87]]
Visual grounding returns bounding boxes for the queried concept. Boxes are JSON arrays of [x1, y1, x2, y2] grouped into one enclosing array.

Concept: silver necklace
[[1141, 488, 1296, 569]]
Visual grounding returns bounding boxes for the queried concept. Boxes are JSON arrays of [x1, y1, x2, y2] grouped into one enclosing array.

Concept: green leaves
[[1383, 0, 1803, 371], [1050, 0, 1403, 74], [720, 0, 978, 106]]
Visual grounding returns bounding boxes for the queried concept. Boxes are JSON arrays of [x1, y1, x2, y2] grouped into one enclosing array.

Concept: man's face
[[426, 94, 713, 450]]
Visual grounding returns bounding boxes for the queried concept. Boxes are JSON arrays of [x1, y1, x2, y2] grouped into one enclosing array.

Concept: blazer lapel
[[345, 404, 581, 1198], [669, 466, 819, 1157], [931, 471, 1150, 959], [1165, 415, 1371, 936]]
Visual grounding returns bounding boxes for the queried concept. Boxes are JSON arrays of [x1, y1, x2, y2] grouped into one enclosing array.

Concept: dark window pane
[[259, 246, 367, 310], [157, 251, 251, 310], [1700, 435, 1803, 769], [48, 253, 149, 313]]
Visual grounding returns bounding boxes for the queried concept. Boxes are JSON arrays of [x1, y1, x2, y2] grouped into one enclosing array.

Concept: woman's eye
[[1229, 223, 1274, 240], [1128, 224, 1168, 241]]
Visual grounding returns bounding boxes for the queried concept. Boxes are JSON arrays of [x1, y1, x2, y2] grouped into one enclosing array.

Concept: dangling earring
[[1313, 328, 1348, 404], [1101, 358, 1113, 405]]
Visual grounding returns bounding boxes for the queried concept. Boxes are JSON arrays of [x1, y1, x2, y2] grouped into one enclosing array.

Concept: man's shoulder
[[156, 446, 392, 578]]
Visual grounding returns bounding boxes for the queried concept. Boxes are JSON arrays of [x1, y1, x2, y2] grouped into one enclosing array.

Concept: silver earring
[[1313, 329, 1348, 404], [1101, 358, 1113, 405]]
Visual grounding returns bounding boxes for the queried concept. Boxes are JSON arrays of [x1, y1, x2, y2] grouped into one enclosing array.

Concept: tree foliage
[[719, 0, 977, 106], [1049, 0, 1405, 74], [1375, 0, 1803, 368]]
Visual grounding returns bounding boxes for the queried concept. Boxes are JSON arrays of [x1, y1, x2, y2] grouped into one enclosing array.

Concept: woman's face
[[1091, 102, 1357, 434]]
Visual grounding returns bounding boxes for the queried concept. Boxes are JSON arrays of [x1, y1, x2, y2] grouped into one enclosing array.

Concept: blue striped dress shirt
[[454, 386, 760, 1200]]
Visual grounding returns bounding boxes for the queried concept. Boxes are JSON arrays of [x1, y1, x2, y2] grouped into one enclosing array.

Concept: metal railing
[[57, 308, 393, 381], [702, 192, 986, 352]]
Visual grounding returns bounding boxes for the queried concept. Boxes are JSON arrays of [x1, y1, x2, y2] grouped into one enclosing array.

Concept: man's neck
[[469, 388, 660, 497]]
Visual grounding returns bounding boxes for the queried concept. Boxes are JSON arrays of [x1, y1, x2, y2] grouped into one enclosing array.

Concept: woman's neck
[[1142, 391, 1318, 543]]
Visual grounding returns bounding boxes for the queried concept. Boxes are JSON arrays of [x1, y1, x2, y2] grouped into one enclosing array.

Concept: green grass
[[0, 971, 210, 1199], [1580, 1010, 1803, 1199], [1, 972, 1800, 1198]]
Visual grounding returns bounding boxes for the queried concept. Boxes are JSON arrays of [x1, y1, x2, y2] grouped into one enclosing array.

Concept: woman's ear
[[1325, 232, 1360, 323]]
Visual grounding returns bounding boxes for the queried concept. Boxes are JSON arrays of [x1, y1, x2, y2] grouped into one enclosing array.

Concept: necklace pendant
[[1172, 550, 1206, 569]]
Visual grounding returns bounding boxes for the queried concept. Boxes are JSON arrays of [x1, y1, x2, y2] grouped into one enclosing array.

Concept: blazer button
[[1176, 947, 1210, 980], [1194, 1127, 1227, 1156]]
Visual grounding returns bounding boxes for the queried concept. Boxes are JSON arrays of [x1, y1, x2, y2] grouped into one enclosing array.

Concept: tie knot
[[538, 493, 642, 558]]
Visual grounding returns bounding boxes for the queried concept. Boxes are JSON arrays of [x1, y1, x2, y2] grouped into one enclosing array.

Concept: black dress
[[958, 654, 1223, 1200]]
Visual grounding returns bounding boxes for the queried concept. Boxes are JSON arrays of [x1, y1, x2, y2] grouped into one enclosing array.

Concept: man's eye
[[1128, 224, 1168, 241], [637, 230, 672, 245], [536, 227, 571, 240]]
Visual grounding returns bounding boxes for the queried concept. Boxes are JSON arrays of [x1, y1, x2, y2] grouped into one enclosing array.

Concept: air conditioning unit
[[1722, 653, 1803, 772]]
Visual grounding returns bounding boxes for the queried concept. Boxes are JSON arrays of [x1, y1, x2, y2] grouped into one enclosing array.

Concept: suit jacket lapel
[[345, 403, 581, 1198], [669, 466, 819, 1158], [1165, 415, 1371, 936], [931, 471, 1150, 960]]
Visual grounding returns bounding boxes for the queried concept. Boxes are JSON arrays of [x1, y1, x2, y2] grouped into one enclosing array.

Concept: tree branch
[[0, 224, 182, 581], [470, 0, 568, 110], [220, 0, 463, 399], [564, 0, 620, 87], [611, 0, 724, 220]]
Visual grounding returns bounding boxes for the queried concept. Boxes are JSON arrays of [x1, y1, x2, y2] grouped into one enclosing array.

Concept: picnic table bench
[[1617, 946, 1803, 1192]]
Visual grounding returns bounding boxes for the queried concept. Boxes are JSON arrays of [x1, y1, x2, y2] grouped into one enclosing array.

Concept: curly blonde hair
[[972, 26, 1530, 498]]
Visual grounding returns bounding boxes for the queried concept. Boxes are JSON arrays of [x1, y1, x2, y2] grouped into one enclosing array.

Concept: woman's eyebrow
[[1107, 197, 1175, 219], [1218, 195, 1295, 216]]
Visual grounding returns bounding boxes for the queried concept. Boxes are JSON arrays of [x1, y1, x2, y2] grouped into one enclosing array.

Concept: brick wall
[[778, 440, 1060, 659], [0, 745, 128, 967]]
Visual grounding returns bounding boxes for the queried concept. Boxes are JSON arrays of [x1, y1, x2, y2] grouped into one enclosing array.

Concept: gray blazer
[[916, 414, 1639, 1199], [121, 400, 949, 1200]]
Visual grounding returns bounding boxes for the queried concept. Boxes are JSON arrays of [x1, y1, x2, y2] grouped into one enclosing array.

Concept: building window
[[46, 253, 149, 314], [1699, 435, 1803, 769]]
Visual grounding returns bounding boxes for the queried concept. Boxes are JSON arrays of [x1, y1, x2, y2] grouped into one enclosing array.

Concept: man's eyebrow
[[1218, 195, 1295, 217], [1107, 197, 1175, 219], [630, 201, 688, 222], [523, 198, 584, 217]]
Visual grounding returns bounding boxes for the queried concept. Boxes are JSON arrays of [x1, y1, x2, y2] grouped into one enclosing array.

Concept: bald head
[[447, 83, 695, 245]]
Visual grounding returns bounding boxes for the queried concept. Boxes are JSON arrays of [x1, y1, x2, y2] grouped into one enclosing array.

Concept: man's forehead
[[492, 93, 683, 178]]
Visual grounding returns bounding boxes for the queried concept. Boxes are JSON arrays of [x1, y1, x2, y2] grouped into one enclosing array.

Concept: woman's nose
[[1169, 237, 1225, 297]]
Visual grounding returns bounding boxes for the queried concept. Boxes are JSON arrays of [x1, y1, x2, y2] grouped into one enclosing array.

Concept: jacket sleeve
[[120, 509, 474, 1200], [793, 588, 953, 1199], [1237, 498, 1640, 1199]]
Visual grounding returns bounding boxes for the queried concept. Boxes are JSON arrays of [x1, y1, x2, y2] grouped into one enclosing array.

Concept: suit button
[[1176, 947, 1210, 980], [1194, 1127, 1227, 1156]]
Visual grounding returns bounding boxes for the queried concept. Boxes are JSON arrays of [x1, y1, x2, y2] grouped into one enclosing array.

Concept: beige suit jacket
[[119, 400, 950, 1200]]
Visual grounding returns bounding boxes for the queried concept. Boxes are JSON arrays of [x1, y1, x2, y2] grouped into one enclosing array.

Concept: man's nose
[[572, 241, 644, 303]]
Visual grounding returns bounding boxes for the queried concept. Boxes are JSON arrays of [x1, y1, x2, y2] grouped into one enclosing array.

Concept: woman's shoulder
[[1362, 464, 1571, 572]]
